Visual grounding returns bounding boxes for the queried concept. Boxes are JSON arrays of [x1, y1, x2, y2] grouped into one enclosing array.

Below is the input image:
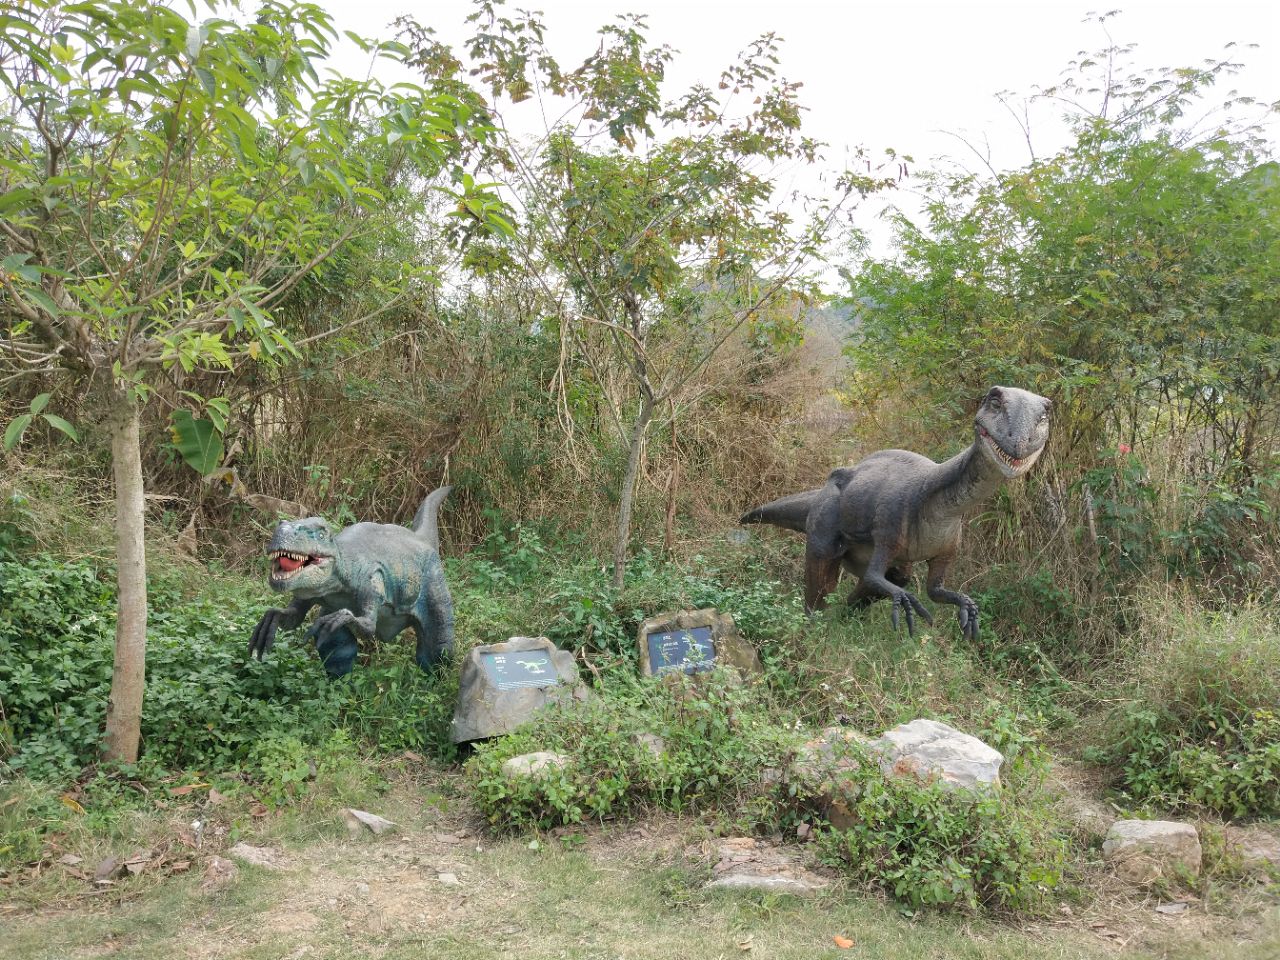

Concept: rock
[[437, 872, 461, 886], [342, 808, 397, 836], [1103, 820, 1202, 884], [791, 727, 876, 830], [636, 608, 763, 679], [707, 873, 828, 895], [635, 733, 666, 760], [705, 838, 830, 896], [501, 751, 570, 780], [201, 856, 238, 891], [450, 636, 588, 743], [228, 842, 285, 870], [1225, 825, 1280, 875], [873, 719, 1003, 791]]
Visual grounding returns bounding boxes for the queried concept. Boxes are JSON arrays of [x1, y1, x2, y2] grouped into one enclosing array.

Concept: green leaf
[[3, 414, 33, 451], [170, 410, 224, 475], [29, 392, 50, 415], [41, 414, 78, 442]]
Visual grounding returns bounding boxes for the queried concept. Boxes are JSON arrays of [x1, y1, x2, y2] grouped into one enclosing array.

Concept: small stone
[[228, 842, 285, 870], [873, 719, 1003, 791], [501, 751, 570, 780], [355, 882, 370, 895], [437, 872, 461, 886], [201, 856, 238, 892], [635, 733, 666, 759], [342, 808, 397, 835], [1103, 820, 1202, 884], [1155, 902, 1189, 915]]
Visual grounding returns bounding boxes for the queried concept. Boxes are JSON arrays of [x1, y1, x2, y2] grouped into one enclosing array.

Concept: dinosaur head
[[974, 385, 1051, 479], [265, 517, 337, 594]]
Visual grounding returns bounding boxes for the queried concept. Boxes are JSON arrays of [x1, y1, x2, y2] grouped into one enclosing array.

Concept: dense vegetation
[[1, 0, 1278, 922]]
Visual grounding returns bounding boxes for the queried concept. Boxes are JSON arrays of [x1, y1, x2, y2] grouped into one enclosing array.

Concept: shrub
[[0, 553, 465, 780], [467, 671, 799, 829], [1091, 606, 1280, 818], [814, 741, 1062, 913]]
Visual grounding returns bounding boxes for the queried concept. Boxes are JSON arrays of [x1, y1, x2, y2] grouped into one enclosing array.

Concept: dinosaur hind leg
[[312, 623, 359, 678], [412, 574, 455, 672]]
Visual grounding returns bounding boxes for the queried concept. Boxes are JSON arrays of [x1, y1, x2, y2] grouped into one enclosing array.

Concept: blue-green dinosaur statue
[[247, 486, 454, 677]]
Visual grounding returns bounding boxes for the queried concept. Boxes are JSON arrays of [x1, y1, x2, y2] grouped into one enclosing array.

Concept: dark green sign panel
[[481, 650, 559, 691], [646, 625, 716, 675]]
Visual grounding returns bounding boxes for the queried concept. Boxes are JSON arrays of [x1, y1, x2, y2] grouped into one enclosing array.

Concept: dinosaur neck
[[927, 437, 1007, 520]]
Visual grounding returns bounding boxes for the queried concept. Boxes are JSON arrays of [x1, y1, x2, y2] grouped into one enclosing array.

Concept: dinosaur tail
[[739, 488, 822, 533], [410, 485, 452, 552]]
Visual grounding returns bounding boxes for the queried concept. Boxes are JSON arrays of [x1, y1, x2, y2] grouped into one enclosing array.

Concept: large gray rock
[[1103, 820, 1202, 884], [636, 608, 763, 679], [873, 719, 1003, 791], [450, 637, 587, 743]]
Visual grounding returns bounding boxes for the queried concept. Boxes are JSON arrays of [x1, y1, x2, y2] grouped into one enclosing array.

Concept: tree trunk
[[612, 392, 654, 590], [103, 389, 148, 763]]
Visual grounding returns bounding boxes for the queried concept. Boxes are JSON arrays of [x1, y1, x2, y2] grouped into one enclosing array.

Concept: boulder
[[790, 726, 876, 830], [450, 636, 588, 743], [636, 609, 763, 679], [873, 719, 1003, 791], [1103, 820, 1202, 884], [501, 751, 570, 780]]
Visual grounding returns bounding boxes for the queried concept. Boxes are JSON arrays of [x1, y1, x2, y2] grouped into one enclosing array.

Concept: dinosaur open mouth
[[979, 427, 1029, 470], [268, 550, 330, 579]]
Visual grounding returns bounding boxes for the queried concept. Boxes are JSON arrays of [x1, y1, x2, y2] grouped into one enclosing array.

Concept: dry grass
[[5, 774, 1277, 960]]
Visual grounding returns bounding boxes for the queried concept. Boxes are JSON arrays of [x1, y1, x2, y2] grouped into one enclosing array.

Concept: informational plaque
[[481, 650, 559, 690], [644, 625, 716, 676]]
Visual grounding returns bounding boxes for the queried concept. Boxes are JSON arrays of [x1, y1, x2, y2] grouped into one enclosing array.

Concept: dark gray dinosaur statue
[[741, 386, 1051, 637], [247, 486, 454, 678]]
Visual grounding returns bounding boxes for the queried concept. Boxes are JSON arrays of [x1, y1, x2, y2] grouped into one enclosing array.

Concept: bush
[[1091, 606, 1280, 818], [0, 553, 457, 780], [467, 671, 798, 829], [814, 741, 1062, 913]]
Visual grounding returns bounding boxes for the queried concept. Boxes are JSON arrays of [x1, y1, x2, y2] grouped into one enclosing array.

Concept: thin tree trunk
[[612, 393, 654, 590], [103, 389, 148, 763]]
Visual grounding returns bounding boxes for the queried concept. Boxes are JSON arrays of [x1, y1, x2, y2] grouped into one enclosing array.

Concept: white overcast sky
[[319, 0, 1279, 261]]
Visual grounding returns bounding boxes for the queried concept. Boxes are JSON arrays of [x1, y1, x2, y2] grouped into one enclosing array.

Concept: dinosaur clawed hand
[[890, 590, 933, 637], [957, 595, 980, 641], [248, 608, 288, 660], [309, 609, 355, 646]]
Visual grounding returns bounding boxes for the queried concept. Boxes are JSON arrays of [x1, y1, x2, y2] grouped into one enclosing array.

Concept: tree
[[0, 0, 508, 761], [845, 37, 1280, 583], [402, 2, 893, 585]]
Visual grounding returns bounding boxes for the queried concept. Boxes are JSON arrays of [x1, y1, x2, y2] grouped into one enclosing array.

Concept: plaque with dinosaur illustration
[[480, 650, 559, 690], [644, 625, 716, 675]]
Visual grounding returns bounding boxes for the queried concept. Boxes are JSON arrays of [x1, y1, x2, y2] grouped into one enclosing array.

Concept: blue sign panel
[[646, 625, 716, 675], [481, 650, 559, 691]]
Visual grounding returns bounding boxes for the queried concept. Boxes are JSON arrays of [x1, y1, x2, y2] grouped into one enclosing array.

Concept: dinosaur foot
[[890, 590, 933, 637], [958, 596, 980, 641]]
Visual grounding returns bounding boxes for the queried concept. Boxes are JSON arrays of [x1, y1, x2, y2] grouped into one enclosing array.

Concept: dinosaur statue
[[247, 486, 455, 677], [741, 386, 1051, 637]]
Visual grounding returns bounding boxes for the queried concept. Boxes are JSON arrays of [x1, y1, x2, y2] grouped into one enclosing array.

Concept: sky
[[318, 0, 1280, 262]]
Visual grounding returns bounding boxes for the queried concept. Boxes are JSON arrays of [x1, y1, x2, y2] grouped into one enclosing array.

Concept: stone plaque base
[[636, 608, 763, 679], [450, 636, 587, 743]]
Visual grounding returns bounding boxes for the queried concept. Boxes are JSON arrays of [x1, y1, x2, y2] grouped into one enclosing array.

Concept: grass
[[6, 780, 1276, 960]]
